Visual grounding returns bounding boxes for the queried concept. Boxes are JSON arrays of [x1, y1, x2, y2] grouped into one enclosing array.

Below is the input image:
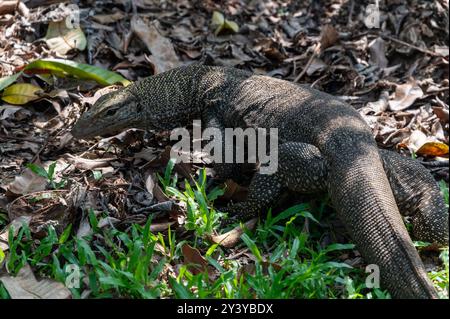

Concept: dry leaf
[[134, 147, 159, 162], [220, 180, 248, 202], [320, 25, 339, 50], [91, 10, 125, 24], [388, 80, 424, 111], [148, 221, 176, 233], [369, 37, 388, 69], [0, 104, 31, 120], [404, 130, 449, 156], [181, 243, 215, 277], [306, 58, 327, 76], [208, 218, 258, 248], [8, 190, 75, 237], [145, 173, 155, 196], [65, 154, 115, 170], [0, 264, 71, 299], [7, 166, 47, 196], [45, 20, 87, 55], [131, 16, 180, 73], [363, 91, 389, 114], [416, 142, 449, 156]]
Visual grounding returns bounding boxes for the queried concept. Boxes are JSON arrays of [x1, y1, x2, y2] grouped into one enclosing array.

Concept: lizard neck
[[130, 65, 208, 131]]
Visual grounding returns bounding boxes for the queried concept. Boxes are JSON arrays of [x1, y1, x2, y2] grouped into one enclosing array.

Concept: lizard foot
[[218, 202, 259, 228]]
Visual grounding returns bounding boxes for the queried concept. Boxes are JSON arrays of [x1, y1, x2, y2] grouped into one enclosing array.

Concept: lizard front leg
[[201, 112, 244, 182], [220, 142, 320, 225]]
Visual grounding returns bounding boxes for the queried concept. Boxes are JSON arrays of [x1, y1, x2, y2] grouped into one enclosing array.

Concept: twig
[[17, 1, 29, 17], [381, 34, 446, 58], [310, 73, 328, 88], [294, 43, 321, 82], [347, 0, 354, 27], [0, 134, 42, 143], [420, 160, 449, 168], [79, 140, 100, 158], [25, 0, 67, 8], [30, 140, 48, 163]]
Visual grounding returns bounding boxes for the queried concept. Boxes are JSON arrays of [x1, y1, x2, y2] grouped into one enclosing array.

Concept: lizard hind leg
[[222, 144, 448, 248], [380, 150, 449, 246]]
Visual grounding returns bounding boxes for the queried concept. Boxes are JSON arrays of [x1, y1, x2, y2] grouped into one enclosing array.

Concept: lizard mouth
[[71, 120, 99, 139]]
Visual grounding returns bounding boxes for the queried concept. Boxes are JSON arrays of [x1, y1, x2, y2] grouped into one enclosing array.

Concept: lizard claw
[[218, 202, 258, 228]]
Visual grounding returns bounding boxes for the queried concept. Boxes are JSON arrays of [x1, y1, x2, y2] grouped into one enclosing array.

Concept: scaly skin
[[72, 65, 448, 298], [222, 143, 448, 246]]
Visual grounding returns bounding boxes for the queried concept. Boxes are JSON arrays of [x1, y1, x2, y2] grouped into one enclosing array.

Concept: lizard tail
[[318, 125, 439, 298]]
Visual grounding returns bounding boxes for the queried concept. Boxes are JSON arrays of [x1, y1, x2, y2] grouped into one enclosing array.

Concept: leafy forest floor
[[0, 0, 448, 298]]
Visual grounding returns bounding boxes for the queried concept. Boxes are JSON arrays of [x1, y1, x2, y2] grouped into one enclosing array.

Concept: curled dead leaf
[[65, 154, 115, 170], [388, 80, 424, 111], [208, 218, 258, 248], [181, 243, 216, 278], [131, 16, 180, 73], [45, 20, 87, 55], [0, 264, 71, 299], [403, 130, 449, 156], [368, 37, 388, 69], [91, 10, 125, 24], [416, 142, 449, 157], [7, 165, 47, 196], [8, 190, 76, 237], [220, 179, 248, 202], [320, 25, 339, 50]]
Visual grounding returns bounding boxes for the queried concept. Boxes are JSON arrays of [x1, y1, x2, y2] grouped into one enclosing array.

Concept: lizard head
[[71, 88, 144, 139]]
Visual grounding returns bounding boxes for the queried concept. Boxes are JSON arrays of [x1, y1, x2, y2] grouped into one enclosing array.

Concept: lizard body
[[72, 65, 448, 298]]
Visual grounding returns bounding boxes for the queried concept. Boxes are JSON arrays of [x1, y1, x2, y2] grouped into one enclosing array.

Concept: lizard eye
[[105, 109, 117, 117]]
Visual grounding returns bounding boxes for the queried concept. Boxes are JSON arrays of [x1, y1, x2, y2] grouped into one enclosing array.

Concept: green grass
[[0, 164, 448, 299]]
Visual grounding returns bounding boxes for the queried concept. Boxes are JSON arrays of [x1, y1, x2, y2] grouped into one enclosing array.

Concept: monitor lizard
[[72, 65, 448, 298]]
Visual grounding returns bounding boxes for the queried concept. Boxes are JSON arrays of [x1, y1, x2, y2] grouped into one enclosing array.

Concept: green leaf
[[322, 243, 355, 253], [47, 162, 56, 180], [169, 276, 193, 299], [206, 255, 224, 272], [0, 246, 5, 263], [26, 163, 49, 179], [413, 241, 431, 248], [241, 233, 263, 262], [207, 186, 225, 202], [2, 83, 42, 105], [0, 72, 23, 91], [211, 11, 239, 36], [99, 276, 128, 288], [324, 261, 353, 269], [205, 244, 219, 257], [24, 58, 130, 86], [271, 203, 315, 225], [223, 20, 239, 33], [88, 209, 99, 232], [164, 158, 176, 187], [92, 170, 103, 181], [58, 224, 73, 244]]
